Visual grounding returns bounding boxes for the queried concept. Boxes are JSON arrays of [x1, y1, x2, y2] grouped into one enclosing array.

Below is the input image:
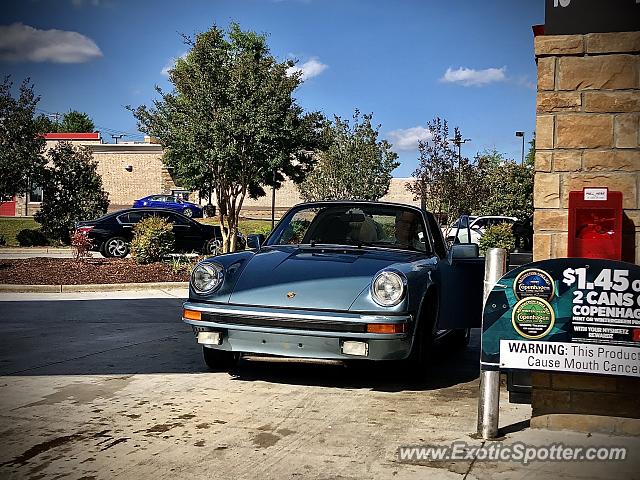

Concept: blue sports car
[[133, 194, 203, 218], [182, 201, 485, 371]]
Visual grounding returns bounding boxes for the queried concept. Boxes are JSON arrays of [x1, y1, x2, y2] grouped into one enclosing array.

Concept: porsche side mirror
[[246, 233, 265, 250], [449, 243, 480, 263]]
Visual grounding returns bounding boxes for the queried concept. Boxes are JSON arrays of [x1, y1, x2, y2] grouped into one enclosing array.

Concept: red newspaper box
[[567, 188, 622, 260]]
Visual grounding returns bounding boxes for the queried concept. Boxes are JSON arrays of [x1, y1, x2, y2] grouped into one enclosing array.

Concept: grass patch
[[0, 217, 40, 246], [198, 218, 274, 236]]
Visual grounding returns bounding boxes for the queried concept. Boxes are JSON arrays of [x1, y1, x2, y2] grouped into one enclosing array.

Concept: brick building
[[532, 25, 639, 434], [6, 132, 418, 218], [12, 133, 184, 217], [243, 177, 420, 219]]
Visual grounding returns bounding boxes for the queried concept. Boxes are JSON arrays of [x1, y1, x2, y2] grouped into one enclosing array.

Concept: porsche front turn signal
[[366, 323, 407, 334], [183, 309, 202, 321]]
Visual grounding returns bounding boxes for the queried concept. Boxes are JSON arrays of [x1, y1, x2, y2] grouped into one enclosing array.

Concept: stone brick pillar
[[532, 32, 640, 434]]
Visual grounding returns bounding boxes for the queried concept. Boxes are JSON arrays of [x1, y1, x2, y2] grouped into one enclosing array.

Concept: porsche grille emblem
[[287, 291, 296, 299]]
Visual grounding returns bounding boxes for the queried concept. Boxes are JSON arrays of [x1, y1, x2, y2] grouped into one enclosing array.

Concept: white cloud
[[286, 57, 328, 81], [161, 51, 187, 77], [515, 75, 536, 90], [0, 23, 102, 63], [388, 126, 432, 151], [440, 66, 507, 87]]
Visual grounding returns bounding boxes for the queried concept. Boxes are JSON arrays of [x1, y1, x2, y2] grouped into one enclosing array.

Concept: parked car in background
[[133, 195, 203, 218], [75, 208, 244, 258], [441, 216, 477, 237], [182, 201, 485, 371], [444, 215, 518, 245]]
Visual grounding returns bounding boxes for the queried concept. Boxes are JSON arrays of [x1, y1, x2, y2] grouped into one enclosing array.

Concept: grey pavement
[[0, 292, 637, 479]]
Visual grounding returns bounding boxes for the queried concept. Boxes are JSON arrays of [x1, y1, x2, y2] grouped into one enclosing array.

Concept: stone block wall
[[534, 32, 640, 263], [532, 31, 640, 432]]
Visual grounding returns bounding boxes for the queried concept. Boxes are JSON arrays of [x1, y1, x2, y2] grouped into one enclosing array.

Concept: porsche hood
[[227, 246, 417, 310]]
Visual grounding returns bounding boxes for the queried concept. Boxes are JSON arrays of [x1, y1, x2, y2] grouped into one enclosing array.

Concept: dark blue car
[[133, 194, 203, 218]]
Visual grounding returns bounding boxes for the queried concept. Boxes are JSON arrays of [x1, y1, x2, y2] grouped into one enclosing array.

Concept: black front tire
[[450, 328, 471, 348], [202, 346, 239, 371]]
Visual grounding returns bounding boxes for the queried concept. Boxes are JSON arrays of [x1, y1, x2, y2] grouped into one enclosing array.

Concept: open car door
[[436, 237, 485, 330]]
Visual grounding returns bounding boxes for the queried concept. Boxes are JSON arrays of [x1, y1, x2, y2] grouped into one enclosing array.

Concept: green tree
[[58, 110, 95, 132], [525, 134, 535, 167], [0, 77, 46, 200], [297, 110, 399, 201], [407, 117, 478, 222], [475, 148, 534, 220], [35, 142, 109, 242], [34, 114, 59, 133], [130, 23, 323, 252]]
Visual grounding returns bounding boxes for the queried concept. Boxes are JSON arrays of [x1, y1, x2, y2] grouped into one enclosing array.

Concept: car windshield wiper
[[306, 241, 413, 251], [357, 241, 414, 251]]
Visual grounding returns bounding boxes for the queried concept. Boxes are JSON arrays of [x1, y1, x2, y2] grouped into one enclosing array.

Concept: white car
[[443, 215, 518, 245]]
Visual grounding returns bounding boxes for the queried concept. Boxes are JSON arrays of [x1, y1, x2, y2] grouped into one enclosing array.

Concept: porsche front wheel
[[202, 347, 239, 371]]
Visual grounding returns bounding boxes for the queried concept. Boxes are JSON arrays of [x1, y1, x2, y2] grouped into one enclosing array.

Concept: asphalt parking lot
[[0, 291, 637, 479]]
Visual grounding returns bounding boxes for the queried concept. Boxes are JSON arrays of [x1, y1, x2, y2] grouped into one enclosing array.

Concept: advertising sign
[[481, 258, 640, 378]]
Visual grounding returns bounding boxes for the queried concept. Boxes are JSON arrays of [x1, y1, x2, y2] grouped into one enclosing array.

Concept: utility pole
[[271, 169, 277, 230], [46, 112, 61, 129], [111, 134, 124, 144], [449, 136, 471, 184], [515, 131, 525, 165]]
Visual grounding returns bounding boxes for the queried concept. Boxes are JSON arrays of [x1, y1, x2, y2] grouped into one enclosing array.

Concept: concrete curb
[[0, 282, 188, 293], [0, 247, 72, 254]]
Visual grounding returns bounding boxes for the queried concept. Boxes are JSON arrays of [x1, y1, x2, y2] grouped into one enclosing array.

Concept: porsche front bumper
[[182, 301, 414, 361]]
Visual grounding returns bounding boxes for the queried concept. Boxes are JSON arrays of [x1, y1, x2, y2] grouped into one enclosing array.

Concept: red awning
[[43, 132, 101, 140]]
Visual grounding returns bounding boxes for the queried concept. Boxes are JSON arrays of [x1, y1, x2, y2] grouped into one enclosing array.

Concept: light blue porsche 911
[[182, 201, 485, 371]]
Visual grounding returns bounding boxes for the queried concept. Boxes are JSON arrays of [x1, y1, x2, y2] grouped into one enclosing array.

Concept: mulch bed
[[0, 258, 189, 285]]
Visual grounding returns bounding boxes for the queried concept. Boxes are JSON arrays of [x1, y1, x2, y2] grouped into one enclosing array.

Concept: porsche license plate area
[[198, 331, 222, 345]]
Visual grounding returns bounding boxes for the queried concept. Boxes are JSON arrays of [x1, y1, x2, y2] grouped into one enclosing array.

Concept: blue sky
[[1, 0, 543, 177]]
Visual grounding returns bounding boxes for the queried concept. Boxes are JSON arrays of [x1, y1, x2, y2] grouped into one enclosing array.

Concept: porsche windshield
[[267, 204, 428, 252]]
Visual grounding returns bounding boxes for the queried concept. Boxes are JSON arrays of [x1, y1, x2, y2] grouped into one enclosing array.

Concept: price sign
[[481, 258, 640, 378]]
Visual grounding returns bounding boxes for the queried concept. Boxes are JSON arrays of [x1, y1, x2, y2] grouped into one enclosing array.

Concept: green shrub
[[252, 224, 273, 237], [0, 233, 5, 246], [130, 216, 175, 264], [16, 228, 48, 247], [478, 223, 516, 256]]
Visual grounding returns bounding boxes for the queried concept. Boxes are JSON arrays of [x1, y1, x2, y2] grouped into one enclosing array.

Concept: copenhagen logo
[[511, 297, 555, 340], [514, 268, 555, 302]]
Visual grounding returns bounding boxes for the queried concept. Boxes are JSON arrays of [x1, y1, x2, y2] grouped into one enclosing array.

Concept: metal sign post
[[477, 248, 508, 439]]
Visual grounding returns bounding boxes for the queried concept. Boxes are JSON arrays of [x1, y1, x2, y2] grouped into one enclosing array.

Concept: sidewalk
[[0, 286, 187, 301]]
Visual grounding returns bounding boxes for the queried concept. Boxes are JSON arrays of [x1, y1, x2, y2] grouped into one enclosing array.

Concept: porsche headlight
[[191, 262, 224, 294], [371, 270, 406, 307]]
